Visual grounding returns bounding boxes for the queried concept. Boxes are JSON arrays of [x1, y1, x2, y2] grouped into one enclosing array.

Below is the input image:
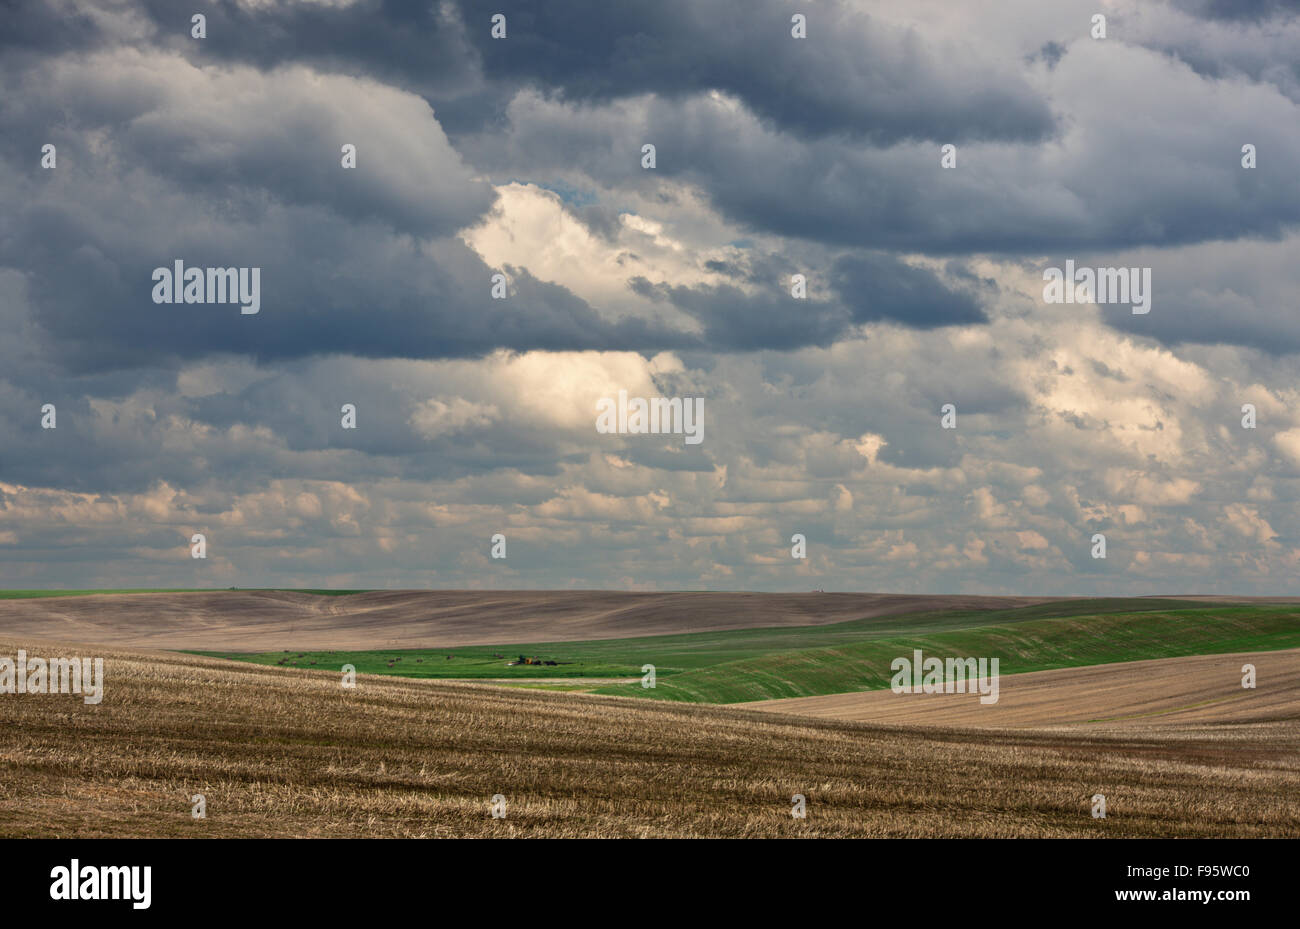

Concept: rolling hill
[[591, 604, 1300, 702], [0, 589, 1059, 651], [751, 648, 1300, 727], [1, 636, 1296, 838]]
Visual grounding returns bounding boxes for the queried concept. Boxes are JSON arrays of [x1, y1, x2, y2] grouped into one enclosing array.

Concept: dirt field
[[1, 637, 1296, 838], [0, 590, 1061, 651], [750, 649, 1300, 727]]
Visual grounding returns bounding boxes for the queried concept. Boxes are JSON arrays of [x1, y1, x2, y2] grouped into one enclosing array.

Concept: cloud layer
[[1, 0, 1299, 593]]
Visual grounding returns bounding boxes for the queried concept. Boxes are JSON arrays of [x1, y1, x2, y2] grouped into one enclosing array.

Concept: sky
[[2, 0, 1299, 594]]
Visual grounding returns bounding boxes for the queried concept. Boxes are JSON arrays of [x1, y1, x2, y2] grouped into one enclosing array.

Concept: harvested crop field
[[0, 589, 1061, 651], [1, 638, 1296, 838], [750, 648, 1300, 727]]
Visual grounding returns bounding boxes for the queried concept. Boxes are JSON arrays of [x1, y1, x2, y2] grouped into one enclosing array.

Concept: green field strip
[[591, 606, 1300, 704]]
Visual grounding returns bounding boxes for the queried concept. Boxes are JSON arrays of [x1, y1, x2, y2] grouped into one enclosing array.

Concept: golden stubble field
[[1, 638, 1297, 838], [751, 649, 1300, 727]]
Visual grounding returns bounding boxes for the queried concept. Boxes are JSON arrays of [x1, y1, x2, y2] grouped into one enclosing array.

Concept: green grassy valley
[[199, 599, 1300, 703]]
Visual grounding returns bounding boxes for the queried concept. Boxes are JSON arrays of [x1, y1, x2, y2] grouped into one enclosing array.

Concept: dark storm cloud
[[109, 0, 1058, 146], [0, 0, 105, 55], [0, 0, 509, 136], [651, 91, 1300, 255], [631, 277, 849, 351], [458, 0, 1055, 145], [136, 0, 482, 93], [7, 200, 691, 372], [459, 47, 1300, 261], [1093, 236, 1300, 355], [1135, 7, 1300, 106], [17, 1, 1298, 277], [629, 249, 982, 350], [0, 49, 701, 375], [0, 34, 999, 385], [831, 254, 986, 328], [1171, 0, 1300, 21], [0, 48, 496, 239]]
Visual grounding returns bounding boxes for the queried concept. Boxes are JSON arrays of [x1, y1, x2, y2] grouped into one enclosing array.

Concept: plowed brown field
[[1, 637, 1296, 838], [0, 589, 1058, 650], [750, 649, 1300, 728]]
